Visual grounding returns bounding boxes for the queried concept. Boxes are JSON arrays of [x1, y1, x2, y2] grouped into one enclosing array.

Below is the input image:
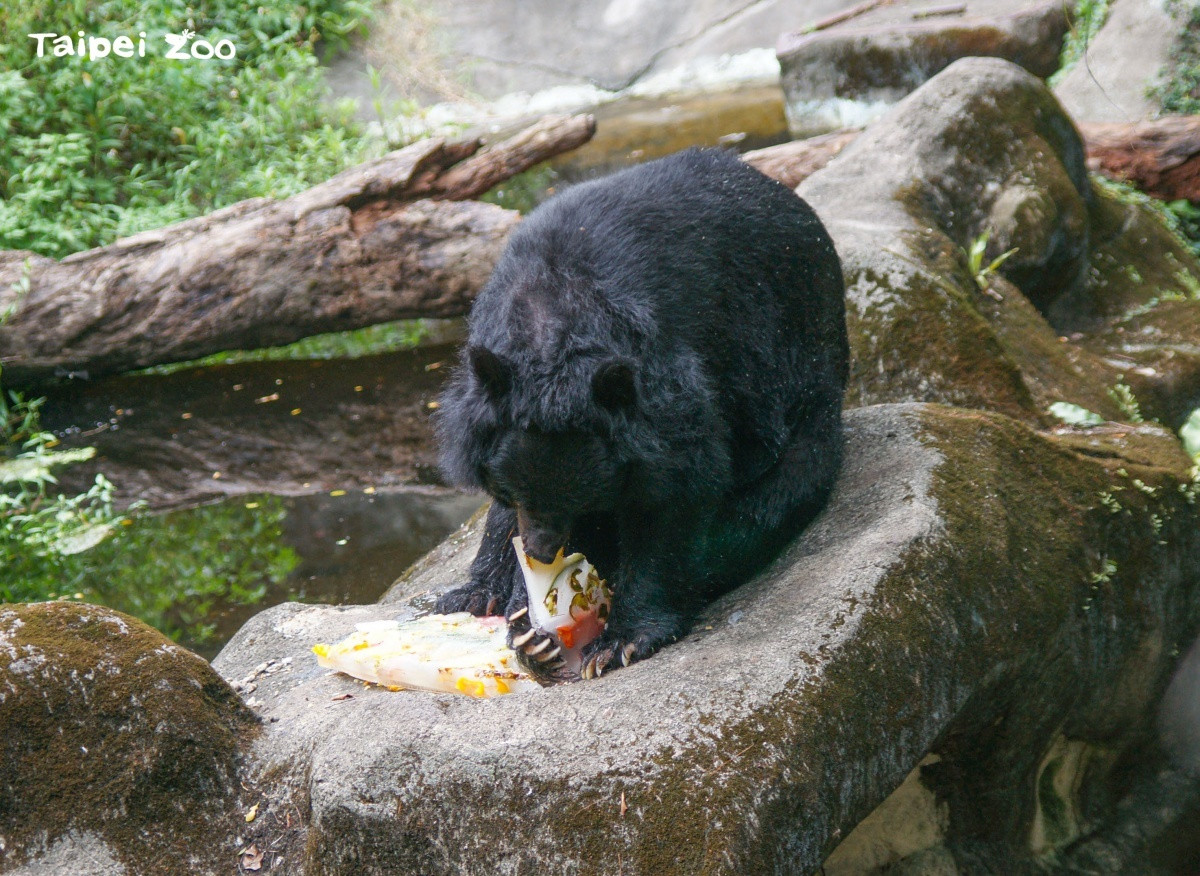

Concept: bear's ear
[[592, 359, 637, 411], [469, 346, 511, 398]]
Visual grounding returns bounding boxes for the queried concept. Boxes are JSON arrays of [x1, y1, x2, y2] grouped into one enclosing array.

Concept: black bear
[[435, 147, 848, 679]]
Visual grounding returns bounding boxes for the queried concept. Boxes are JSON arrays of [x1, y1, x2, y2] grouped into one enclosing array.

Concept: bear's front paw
[[507, 607, 571, 681], [579, 630, 661, 679], [435, 582, 505, 617]]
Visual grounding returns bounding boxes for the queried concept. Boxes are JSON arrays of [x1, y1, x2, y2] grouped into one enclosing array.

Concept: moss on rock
[[0, 602, 257, 873], [209, 401, 1200, 875], [801, 57, 1200, 431]]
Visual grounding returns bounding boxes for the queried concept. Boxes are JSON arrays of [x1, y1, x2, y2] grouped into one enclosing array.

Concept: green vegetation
[[1093, 175, 1200, 265], [1048, 402, 1104, 427], [0, 430, 127, 599], [965, 230, 1018, 293], [1182, 408, 1200, 460], [0, 0, 378, 259], [1165, 200, 1200, 260], [1150, 0, 1200, 114], [1108, 380, 1144, 423], [138, 318, 431, 375], [1049, 0, 1111, 87], [1, 379, 129, 607]]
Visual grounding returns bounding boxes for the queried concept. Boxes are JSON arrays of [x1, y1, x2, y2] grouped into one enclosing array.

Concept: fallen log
[[0, 114, 595, 387], [1078, 116, 1200, 202], [744, 116, 1200, 200], [742, 130, 861, 189]]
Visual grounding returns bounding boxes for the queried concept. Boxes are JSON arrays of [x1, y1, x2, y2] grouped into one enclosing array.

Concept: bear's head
[[438, 345, 638, 562]]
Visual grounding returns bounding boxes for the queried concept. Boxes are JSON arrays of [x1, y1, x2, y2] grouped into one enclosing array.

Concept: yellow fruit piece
[[456, 677, 486, 698], [312, 614, 541, 698]]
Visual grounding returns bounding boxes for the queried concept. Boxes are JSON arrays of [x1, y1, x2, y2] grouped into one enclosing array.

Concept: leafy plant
[[1181, 408, 1200, 460], [0, 0, 378, 259], [0, 427, 130, 602], [1048, 402, 1104, 427], [965, 230, 1018, 296], [1108, 380, 1144, 423], [1150, 1, 1200, 114], [1165, 200, 1200, 261]]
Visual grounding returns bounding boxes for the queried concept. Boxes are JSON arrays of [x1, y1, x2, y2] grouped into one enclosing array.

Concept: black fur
[[435, 148, 848, 677]]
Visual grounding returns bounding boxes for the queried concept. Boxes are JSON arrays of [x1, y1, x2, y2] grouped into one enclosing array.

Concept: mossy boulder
[[0, 602, 256, 874], [1069, 189, 1200, 430], [800, 57, 1200, 428], [777, 0, 1071, 136], [212, 402, 1200, 874]]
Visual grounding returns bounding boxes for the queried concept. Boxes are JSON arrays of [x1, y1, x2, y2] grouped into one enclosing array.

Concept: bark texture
[[743, 130, 861, 189], [0, 114, 595, 386], [1079, 116, 1200, 201]]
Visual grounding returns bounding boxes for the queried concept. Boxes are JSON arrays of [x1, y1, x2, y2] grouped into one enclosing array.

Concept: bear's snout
[[516, 507, 570, 564]]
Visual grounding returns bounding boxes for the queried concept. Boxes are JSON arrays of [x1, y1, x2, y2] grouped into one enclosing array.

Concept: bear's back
[[469, 148, 847, 486]]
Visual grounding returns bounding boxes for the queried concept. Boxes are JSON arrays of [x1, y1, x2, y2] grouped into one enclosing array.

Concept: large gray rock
[[799, 57, 1200, 429], [213, 400, 1200, 874], [1053, 0, 1192, 123], [332, 0, 859, 101], [777, 0, 1071, 136]]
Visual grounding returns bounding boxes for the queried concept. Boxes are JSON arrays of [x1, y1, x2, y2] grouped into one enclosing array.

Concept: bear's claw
[[506, 612, 569, 680], [435, 583, 507, 617], [580, 631, 659, 679]]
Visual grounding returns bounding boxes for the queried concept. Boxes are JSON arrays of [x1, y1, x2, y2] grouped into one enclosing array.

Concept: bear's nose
[[516, 507, 568, 564]]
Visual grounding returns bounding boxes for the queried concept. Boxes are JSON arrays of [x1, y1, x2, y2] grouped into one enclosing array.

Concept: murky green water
[[6, 335, 481, 659], [23, 487, 481, 660]]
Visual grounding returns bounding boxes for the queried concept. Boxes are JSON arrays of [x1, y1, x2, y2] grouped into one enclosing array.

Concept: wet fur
[[435, 148, 848, 678]]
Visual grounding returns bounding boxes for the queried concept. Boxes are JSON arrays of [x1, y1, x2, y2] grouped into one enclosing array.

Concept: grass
[[1150, 0, 1200, 113], [135, 319, 433, 375]]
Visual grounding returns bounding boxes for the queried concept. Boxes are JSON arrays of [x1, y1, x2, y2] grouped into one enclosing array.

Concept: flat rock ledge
[[208, 402, 1200, 875]]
